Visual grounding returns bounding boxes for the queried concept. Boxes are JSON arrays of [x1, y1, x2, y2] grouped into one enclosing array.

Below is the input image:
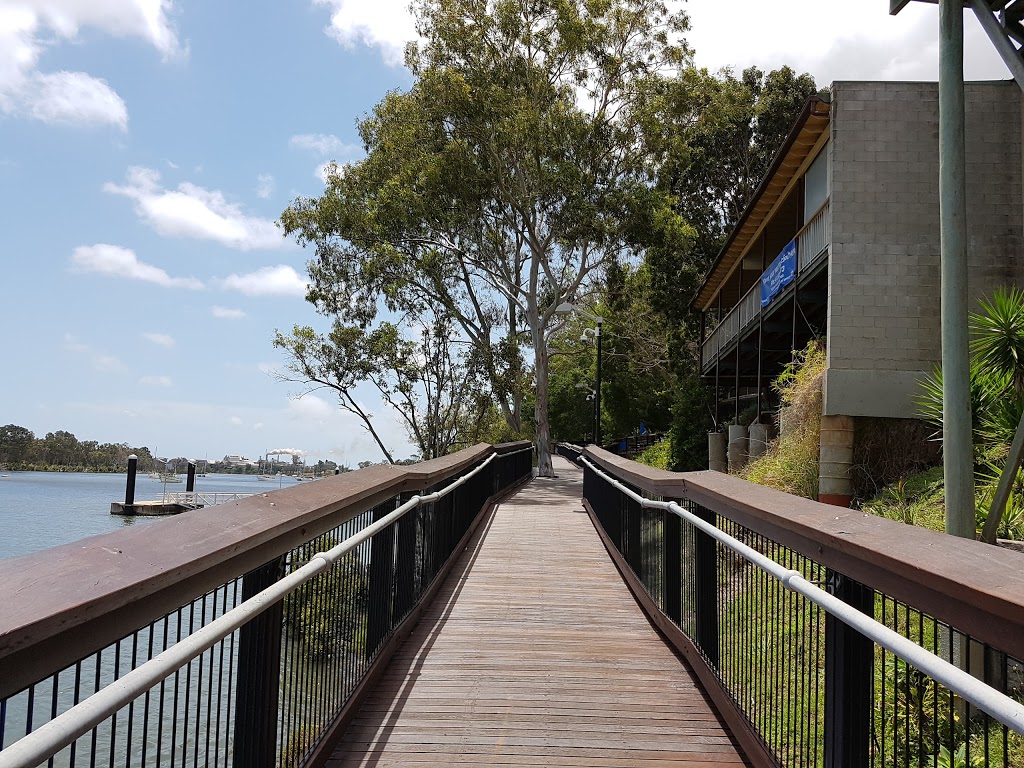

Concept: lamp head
[[554, 302, 576, 315]]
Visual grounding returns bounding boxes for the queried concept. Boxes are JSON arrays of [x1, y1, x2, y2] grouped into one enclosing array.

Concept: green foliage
[[0, 425, 157, 472], [635, 438, 671, 469], [863, 467, 946, 531], [642, 64, 817, 472], [281, 0, 693, 475], [914, 288, 1024, 537], [741, 342, 826, 499], [283, 541, 368, 662], [668, 367, 713, 471]]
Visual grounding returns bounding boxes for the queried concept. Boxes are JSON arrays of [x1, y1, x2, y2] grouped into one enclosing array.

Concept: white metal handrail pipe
[[0, 452, 505, 768], [580, 456, 1024, 736]]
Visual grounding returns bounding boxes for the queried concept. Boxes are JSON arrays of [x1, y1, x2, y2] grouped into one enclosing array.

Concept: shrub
[[635, 438, 672, 469], [741, 341, 826, 499]]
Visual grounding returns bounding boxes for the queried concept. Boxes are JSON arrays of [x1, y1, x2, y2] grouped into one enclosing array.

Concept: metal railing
[[580, 447, 1024, 768], [0, 442, 533, 768], [160, 491, 257, 507], [701, 198, 831, 370]]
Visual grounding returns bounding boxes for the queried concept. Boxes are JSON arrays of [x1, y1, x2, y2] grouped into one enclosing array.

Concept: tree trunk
[[532, 328, 554, 477]]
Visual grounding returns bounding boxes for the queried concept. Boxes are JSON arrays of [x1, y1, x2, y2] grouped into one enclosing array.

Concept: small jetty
[[110, 456, 255, 517]]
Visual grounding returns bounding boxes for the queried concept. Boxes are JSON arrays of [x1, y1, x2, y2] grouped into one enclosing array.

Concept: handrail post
[[823, 571, 873, 768], [365, 499, 398, 659], [694, 506, 719, 668], [233, 555, 286, 768], [663, 501, 682, 625], [393, 492, 418, 623]]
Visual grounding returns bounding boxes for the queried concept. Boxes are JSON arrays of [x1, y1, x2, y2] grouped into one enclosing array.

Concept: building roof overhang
[[692, 94, 831, 312]]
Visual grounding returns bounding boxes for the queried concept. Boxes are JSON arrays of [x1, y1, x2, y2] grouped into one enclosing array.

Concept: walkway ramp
[[327, 457, 747, 767]]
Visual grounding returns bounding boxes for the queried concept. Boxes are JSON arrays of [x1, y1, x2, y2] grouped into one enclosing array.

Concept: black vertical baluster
[[694, 506, 719, 669], [395, 493, 417, 622], [365, 500, 397, 659], [171, 610, 181, 768], [663, 503, 681, 628], [126, 632, 138, 768], [91, 650, 100, 768], [181, 603, 193, 765], [823, 571, 873, 768], [71, 660, 82, 767], [232, 557, 285, 768], [157, 619, 168, 768], [47, 672, 58, 768]]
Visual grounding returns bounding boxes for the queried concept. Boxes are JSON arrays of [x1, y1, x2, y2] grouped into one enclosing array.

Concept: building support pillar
[[708, 432, 727, 472], [748, 423, 771, 461], [819, 415, 855, 507], [727, 424, 749, 473]]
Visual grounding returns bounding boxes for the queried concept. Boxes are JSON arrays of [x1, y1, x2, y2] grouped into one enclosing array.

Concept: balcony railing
[[798, 197, 831, 272], [701, 198, 830, 370]]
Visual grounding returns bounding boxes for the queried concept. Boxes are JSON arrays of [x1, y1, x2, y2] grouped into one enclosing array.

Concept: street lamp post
[[556, 303, 603, 446]]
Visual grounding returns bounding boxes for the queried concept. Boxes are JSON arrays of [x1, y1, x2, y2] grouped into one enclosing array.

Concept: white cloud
[[289, 133, 358, 155], [71, 243, 203, 289], [0, 1, 183, 128], [143, 332, 175, 347], [211, 305, 246, 319], [26, 71, 127, 128], [313, 0, 417, 66], [253, 422, 264, 431], [687, 3, 1010, 85], [256, 173, 274, 199], [229, 415, 243, 426], [105, 167, 290, 251], [139, 375, 173, 387], [221, 265, 308, 297], [287, 394, 335, 422]]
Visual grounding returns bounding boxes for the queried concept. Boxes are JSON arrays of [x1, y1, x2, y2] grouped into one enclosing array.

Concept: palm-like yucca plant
[[971, 287, 1024, 394], [916, 288, 1024, 447]]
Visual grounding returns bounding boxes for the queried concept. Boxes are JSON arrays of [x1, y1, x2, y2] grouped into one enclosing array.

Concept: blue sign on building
[[761, 239, 797, 307]]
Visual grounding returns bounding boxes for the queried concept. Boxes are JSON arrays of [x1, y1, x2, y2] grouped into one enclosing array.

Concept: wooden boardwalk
[[327, 456, 748, 768]]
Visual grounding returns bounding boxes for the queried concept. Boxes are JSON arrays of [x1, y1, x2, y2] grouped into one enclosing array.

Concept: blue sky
[[0, 0, 1010, 466]]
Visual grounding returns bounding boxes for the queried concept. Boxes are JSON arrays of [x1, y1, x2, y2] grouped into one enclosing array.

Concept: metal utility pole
[[939, 0, 976, 538]]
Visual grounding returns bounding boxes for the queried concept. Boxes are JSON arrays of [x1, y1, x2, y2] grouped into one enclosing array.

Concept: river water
[[0, 471, 296, 561]]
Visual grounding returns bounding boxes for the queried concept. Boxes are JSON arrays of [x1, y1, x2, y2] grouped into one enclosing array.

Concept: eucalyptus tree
[[281, 0, 690, 476]]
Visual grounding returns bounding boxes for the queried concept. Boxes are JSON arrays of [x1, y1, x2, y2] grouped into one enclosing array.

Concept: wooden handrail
[[583, 446, 1024, 661], [0, 441, 530, 699]]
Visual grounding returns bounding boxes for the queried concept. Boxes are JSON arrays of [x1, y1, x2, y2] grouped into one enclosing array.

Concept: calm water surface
[[0, 471, 297, 561]]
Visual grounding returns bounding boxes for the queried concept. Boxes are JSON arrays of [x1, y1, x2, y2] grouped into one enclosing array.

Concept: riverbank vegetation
[[0, 425, 158, 473]]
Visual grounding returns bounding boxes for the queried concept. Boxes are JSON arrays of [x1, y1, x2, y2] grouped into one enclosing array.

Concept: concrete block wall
[[824, 80, 1024, 419]]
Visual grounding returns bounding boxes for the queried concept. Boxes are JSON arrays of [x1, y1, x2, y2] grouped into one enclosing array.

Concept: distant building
[[221, 454, 256, 467], [696, 80, 1024, 505]]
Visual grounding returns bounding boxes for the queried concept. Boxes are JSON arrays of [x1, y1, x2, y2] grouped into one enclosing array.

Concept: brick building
[[696, 80, 1024, 505]]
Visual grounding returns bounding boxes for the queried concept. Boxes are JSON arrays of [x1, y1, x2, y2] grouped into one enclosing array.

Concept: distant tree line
[[0, 425, 157, 472]]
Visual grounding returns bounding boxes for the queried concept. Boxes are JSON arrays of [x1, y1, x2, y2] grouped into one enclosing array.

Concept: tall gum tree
[[281, 0, 690, 476]]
